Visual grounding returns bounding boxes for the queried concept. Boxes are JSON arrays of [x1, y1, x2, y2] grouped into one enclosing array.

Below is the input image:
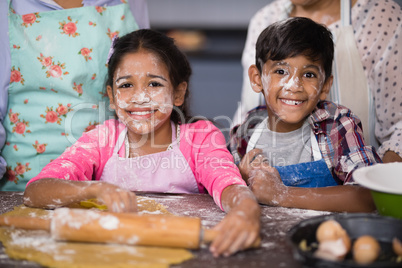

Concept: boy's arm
[[24, 178, 137, 213], [248, 167, 375, 213]]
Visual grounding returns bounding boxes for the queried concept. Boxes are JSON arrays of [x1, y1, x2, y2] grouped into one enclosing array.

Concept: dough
[[0, 197, 193, 268]]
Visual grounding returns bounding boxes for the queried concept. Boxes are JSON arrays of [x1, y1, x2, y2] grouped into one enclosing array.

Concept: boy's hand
[[91, 182, 137, 213], [239, 149, 269, 183], [248, 166, 287, 206]]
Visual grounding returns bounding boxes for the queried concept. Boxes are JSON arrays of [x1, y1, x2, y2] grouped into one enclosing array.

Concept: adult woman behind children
[[233, 0, 401, 163], [0, 0, 149, 188]]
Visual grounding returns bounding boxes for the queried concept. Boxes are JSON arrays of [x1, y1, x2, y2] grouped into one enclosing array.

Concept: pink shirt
[[28, 119, 245, 209]]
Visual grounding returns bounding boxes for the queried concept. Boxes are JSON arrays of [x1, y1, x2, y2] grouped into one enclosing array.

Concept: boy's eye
[[274, 69, 287, 75], [304, 72, 317, 78]]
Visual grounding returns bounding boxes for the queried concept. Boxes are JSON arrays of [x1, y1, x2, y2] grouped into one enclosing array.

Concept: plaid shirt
[[229, 101, 382, 184]]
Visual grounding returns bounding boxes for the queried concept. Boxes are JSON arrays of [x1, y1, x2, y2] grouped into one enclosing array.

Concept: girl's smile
[[107, 50, 175, 143]]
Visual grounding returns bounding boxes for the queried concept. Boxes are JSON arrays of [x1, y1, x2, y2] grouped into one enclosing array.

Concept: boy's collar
[[310, 101, 332, 126]]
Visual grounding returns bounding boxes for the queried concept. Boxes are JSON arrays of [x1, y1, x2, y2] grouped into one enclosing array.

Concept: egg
[[316, 220, 346, 243], [393, 238, 402, 256], [314, 220, 351, 261], [353, 235, 381, 264]]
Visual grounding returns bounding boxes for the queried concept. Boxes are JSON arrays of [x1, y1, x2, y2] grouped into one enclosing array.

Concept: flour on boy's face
[[261, 55, 328, 132], [109, 51, 174, 136]]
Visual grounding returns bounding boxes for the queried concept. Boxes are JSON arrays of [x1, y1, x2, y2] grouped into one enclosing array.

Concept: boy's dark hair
[[106, 29, 192, 124], [255, 17, 334, 81]]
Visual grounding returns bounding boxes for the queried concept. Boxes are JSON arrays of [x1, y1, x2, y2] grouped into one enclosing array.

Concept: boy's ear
[[174, 82, 187, 106], [248, 65, 264, 93], [106, 85, 116, 110], [319, 75, 333, 101]]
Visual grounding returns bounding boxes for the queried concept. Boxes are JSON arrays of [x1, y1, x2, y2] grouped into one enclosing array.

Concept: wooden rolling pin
[[0, 208, 260, 249]]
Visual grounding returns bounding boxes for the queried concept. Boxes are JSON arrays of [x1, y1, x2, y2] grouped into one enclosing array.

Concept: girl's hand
[[248, 166, 287, 206], [91, 182, 137, 213], [209, 185, 261, 257]]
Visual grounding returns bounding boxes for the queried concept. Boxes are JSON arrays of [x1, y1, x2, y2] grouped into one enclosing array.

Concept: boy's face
[[249, 55, 332, 132]]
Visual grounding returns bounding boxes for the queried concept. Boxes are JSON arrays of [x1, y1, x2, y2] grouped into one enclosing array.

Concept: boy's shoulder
[[313, 100, 361, 123], [231, 105, 268, 137], [230, 101, 359, 136]]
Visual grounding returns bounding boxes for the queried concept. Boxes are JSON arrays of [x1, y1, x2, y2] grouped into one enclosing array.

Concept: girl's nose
[[130, 88, 151, 104]]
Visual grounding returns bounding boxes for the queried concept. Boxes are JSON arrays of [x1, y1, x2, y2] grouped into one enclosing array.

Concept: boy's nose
[[283, 76, 302, 92]]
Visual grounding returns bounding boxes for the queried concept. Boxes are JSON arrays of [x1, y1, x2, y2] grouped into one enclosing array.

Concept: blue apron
[[246, 119, 338, 187]]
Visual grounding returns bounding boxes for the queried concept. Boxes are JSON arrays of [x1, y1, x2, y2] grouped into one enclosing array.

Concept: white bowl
[[353, 162, 402, 194]]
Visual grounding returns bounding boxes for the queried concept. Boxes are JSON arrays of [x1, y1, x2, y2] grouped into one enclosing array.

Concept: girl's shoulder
[[82, 119, 125, 141], [179, 120, 223, 145], [180, 120, 218, 132]]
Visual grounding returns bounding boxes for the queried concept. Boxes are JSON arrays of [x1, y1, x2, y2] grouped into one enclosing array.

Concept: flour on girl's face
[[110, 51, 175, 136]]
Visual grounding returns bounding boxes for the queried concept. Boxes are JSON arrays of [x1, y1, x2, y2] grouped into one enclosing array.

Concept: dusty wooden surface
[[0, 191, 332, 268]]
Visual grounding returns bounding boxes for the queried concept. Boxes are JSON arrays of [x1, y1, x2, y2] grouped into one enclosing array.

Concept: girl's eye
[[149, 81, 163, 87], [118, 83, 132, 89]]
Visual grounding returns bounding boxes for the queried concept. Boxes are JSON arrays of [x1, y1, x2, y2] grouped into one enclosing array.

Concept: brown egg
[[353, 235, 381, 264], [314, 220, 351, 260], [316, 220, 345, 242], [393, 238, 402, 256]]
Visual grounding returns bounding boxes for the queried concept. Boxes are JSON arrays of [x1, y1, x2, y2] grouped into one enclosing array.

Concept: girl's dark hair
[[255, 17, 334, 81], [106, 29, 192, 124]]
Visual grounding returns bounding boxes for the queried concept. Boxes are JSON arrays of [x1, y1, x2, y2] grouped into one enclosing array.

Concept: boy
[[229, 17, 382, 213]]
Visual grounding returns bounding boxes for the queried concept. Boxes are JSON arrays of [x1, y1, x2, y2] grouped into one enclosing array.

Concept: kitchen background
[[147, 0, 402, 141]]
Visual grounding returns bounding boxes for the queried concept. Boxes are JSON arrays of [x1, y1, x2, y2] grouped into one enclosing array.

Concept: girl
[[23, 29, 260, 257]]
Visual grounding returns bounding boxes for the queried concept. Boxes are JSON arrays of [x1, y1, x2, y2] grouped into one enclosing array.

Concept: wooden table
[[0, 191, 333, 268]]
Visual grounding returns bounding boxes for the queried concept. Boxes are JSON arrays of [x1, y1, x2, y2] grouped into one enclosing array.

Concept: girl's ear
[[248, 65, 263, 93], [106, 85, 116, 110], [174, 82, 187, 106], [319, 75, 333, 101]]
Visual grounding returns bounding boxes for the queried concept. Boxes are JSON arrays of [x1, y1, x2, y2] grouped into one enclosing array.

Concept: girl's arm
[[24, 178, 137, 213], [248, 167, 375, 213], [209, 184, 261, 257]]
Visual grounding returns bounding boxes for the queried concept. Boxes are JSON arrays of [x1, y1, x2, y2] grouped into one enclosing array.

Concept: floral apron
[[1, 0, 139, 191], [100, 122, 199, 194], [246, 119, 338, 187]]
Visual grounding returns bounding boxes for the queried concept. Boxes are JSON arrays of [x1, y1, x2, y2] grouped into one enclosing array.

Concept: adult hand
[[382, 150, 402, 163], [92, 182, 137, 213]]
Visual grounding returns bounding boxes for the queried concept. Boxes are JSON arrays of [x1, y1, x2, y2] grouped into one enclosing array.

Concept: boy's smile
[[249, 55, 332, 132]]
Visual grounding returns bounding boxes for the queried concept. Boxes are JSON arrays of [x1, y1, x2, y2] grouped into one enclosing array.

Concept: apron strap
[[311, 130, 322, 161], [246, 118, 267, 153], [116, 127, 127, 154], [340, 0, 351, 26]]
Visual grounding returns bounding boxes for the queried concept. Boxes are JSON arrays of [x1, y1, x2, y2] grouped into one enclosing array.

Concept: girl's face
[[249, 55, 332, 132], [107, 50, 185, 137]]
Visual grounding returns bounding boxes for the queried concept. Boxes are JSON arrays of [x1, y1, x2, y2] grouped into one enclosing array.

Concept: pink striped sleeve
[[180, 120, 246, 210], [27, 119, 123, 185]]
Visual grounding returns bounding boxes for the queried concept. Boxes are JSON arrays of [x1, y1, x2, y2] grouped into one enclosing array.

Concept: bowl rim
[[286, 213, 402, 268], [353, 163, 402, 195]]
